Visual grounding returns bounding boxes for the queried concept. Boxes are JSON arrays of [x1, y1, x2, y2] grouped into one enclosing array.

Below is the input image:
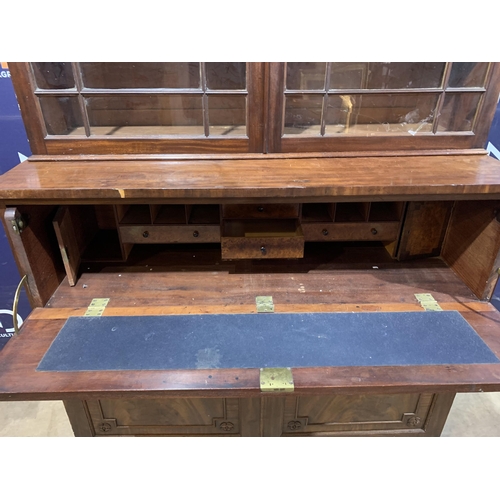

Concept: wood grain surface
[[1, 154, 500, 203], [2, 262, 500, 401]]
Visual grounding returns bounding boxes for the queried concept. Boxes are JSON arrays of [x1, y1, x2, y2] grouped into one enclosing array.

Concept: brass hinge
[[415, 293, 443, 311], [256, 296, 274, 313], [260, 368, 294, 392], [10, 213, 27, 234], [84, 298, 109, 317]]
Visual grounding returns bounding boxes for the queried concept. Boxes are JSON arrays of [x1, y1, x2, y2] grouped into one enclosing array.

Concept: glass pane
[[325, 93, 439, 135], [437, 93, 482, 131], [283, 94, 323, 135], [286, 63, 326, 90], [32, 63, 75, 89], [329, 63, 446, 89], [208, 95, 246, 136], [81, 63, 201, 89], [38, 96, 84, 135], [206, 63, 246, 90], [448, 63, 489, 88], [86, 95, 204, 136]]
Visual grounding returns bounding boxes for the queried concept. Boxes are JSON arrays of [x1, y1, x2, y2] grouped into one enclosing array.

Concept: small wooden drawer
[[222, 203, 300, 219], [221, 220, 304, 259], [302, 222, 400, 241], [119, 225, 220, 244]]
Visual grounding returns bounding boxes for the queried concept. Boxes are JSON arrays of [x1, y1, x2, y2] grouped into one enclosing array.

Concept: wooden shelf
[[187, 204, 220, 224], [153, 204, 187, 224], [369, 202, 405, 222], [119, 205, 151, 225], [2, 154, 500, 203]]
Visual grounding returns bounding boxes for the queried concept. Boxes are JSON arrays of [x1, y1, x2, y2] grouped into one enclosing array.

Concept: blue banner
[[0, 65, 32, 349]]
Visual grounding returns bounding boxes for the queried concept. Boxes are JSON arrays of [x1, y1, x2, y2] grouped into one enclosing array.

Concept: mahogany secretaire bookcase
[[1, 62, 500, 436]]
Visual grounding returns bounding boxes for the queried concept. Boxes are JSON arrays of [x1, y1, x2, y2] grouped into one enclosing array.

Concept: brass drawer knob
[[260, 246, 267, 255], [322, 229, 329, 236], [193, 230, 199, 237], [142, 231, 149, 238], [371, 228, 378, 235]]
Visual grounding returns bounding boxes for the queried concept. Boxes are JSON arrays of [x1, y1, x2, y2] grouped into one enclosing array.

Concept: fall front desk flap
[[37, 311, 500, 372]]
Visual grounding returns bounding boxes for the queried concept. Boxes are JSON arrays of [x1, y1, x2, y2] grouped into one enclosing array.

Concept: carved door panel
[[280, 393, 447, 436], [86, 397, 245, 436]]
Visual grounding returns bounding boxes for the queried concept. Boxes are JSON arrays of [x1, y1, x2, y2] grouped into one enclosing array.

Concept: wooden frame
[[267, 62, 500, 153], [9, 62, 266, 155]]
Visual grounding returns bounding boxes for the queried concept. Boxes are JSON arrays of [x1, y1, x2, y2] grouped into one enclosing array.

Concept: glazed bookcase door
[[267, 62, 500, 152], [10, 62, 265, 154]]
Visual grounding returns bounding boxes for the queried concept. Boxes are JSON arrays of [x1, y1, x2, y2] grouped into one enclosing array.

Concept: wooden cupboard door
[[267, 62, 500, 152], [52, 206, 83, 286], [86, 398, 257, 436], [280, 393, 454, 436], [10, 62, 266, 155], [2, 206, 65, 307]]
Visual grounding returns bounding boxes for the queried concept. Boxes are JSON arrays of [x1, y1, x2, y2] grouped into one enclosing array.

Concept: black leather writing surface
[[37, 311, 500, 372]]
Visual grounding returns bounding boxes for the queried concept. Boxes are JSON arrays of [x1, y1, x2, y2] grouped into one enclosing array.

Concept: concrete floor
[[0, 393, 499, 436]]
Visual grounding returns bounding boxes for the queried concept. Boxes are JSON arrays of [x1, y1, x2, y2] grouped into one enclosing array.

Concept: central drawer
[[221, 219, 304, 259]]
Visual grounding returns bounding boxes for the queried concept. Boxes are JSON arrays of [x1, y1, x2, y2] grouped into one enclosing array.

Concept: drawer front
[[87, 398, 241, 436], [222, 203, 300, 219], [302, 222, 400, 241], [221, 236, 304, 259], [282, 393, 438, 436], [119, 225, 220, 244]]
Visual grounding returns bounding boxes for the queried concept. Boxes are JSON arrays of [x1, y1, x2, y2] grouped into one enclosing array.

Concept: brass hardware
[[13, 275, 28, 336], [193, 230, 199, 237], [219, 421, 235, 432], [407, 416, 421, 427], [99, 423, 112, 433], [84, 298, 110, 317], [287, 420, 302, 430], [142, 231, 149, 238], [260, 246, 267, 255], [11, 214, 27, 234], [256, 296, 274, 313], [415, 293, 443, 311], [260, 367, 294, 392], [322, 229, 329, 236], [371, 228, 378, 235]]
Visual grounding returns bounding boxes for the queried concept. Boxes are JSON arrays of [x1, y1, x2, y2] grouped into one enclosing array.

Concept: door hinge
[[415, 293, 443, 311], [256, 296, 274, 313], [10, 212, 27, 234], [260, 367, 294, 392], [84, 298, 110, 317]]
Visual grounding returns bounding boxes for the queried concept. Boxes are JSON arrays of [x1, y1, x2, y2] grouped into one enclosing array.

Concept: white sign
[[0, 309, 23, 338]]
